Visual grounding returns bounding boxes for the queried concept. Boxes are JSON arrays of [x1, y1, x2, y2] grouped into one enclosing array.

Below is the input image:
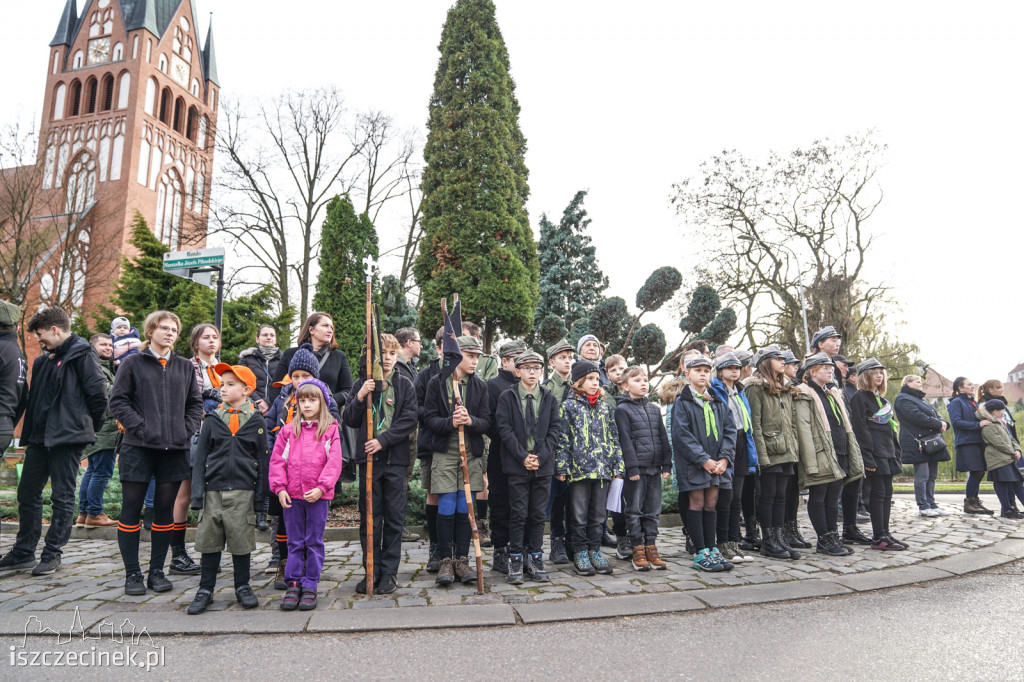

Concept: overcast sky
[[4, 1, 1022, 383]]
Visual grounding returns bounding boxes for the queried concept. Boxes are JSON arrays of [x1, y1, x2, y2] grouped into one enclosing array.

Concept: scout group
[[1, 303, 1019, 616]]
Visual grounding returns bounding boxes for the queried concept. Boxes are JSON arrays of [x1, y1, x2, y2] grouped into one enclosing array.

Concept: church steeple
[[202, 15, 219, 87], [49, 0, 79, 48]]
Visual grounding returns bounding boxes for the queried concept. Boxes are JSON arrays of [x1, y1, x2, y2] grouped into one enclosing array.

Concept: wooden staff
[[363, 256, 375, 596], [450, 293, 485, 594]]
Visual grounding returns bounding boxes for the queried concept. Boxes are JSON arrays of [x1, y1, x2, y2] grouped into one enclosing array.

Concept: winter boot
[[971, 497, 995, 515], [615, 536, 632, 560], [740, 518, 762, 551], [816, 531, 848, 556], [784, 520, 812, 549], [454, 556, 477, 585], [775, 527, 801, 560], [525, 552, 549, 582], [265, 542, 280, 574], [573, 550, 596, 576], [255, 511, 270, 532], [274, 558, 288, 590], [169, 546, 201, 575], [645, 543, 668, 569], [426, 543, 440, 573], [491, 546, 509, 574], [631, 545, 650, 571], [760, 528, 790, 560], [478, 519, 492, 548], [506, 553, 524, 584], [435, 557, 455, 586], [549, 536, 570, 565], [600, 529, 616, 548], [842, 524, 873, 545]]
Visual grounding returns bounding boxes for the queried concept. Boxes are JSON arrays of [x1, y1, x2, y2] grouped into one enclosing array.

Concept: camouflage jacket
[[555, 391, 623, 482]]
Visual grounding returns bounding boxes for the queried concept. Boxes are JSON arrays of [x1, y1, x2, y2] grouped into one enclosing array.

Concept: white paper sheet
[[606, 477, 624, 513]]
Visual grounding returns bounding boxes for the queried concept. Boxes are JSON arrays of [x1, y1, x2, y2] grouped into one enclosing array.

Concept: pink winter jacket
[[268, 420, 343, 500]]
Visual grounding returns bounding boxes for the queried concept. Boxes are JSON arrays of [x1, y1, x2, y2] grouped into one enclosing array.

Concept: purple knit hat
[[296, 378, 332, 411]]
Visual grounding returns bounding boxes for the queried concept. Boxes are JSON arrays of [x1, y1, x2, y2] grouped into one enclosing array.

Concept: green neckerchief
[[372, 378, 395, 433], [695, 388, 719, 440], [874, 394, 898, 434], [732, 394, 751, 432], [826, 393, 844, 426]]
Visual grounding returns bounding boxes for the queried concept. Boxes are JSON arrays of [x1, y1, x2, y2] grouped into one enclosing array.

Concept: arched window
[[113, 42, 123, 61], [85, 77, 98, 114], [52, 83, 67, 121], [73, 50, 83, 68], [173, 98, 185, 134], [155, 169, 184, 250], [144, 77, 156, 115], [186, 106, 199, 142], [158, 54, 168, 73], [65, 153, 97, 215], [191, 78, 200, 98], [198, 115, 208, 149], [69, 80, 82, 116], [117, 71, 131, 109], [159, 87, 171, 124], [101, 73, 114, 111]]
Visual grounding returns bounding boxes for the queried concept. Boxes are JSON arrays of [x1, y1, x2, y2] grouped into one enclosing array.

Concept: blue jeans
[[78, 449, 116, 516], [144, 476, 156, 509], [913, 461, 939, 510]]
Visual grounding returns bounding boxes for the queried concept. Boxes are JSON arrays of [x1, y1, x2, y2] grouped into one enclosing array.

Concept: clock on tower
[[171, 54, 190, 88], [87, 38, 110, 64]]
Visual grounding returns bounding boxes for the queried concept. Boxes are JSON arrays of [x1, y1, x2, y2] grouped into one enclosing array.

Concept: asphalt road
[[6, 556, 1023, 681]]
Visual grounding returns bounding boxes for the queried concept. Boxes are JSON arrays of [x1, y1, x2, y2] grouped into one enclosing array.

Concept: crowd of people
[[0, 299, 1022, 614]]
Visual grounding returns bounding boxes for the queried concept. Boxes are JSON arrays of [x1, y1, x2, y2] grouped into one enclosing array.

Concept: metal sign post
[[163, 247, 226, 331]]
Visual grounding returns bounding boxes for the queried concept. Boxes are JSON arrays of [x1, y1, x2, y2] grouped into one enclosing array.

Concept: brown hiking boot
[[964, 497, 989, 515], [454, 556, 478, 584], [85, 514, 118, 528], [274, 559, 288, 590], [645, 544, 667, 570], [74, 514, 86, 528], [478, 519, 492, 548], [631, 545, 650, 571], [972, 497, 995, 515], [435, 557, 455, 586]]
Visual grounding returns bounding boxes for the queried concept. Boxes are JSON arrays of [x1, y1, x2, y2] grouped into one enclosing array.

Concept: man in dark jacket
[[345, 333, 418, 595], [0, 300, 27, 454], [415, 327, 444, 571], [394, 327, 423, 541], [76, 334, 119, 528], [0, 307, 106, 576], [483, 339, 525, 571]]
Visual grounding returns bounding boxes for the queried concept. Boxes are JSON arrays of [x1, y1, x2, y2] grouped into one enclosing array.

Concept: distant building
[[1007, 362, 1024, 384]]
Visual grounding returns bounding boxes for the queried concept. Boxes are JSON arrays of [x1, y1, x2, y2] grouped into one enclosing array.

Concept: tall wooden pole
[[363, 256, 375, 596]]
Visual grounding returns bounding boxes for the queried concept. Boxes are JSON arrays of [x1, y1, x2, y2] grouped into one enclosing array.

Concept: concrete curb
[[12, 536, 1022, 637]]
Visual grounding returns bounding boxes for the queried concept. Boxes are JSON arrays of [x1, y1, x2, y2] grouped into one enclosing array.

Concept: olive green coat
[[792, 383, 863, 487], [743, 373, 798, 467], [978, 406, 1020, 471]]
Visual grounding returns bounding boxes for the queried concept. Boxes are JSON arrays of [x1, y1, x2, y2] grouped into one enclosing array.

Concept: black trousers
[[507, 475, 551, 555], [716, 473, 746, 543], [486, 450, 510, 549], [12, 444, 83, 561], [568, 479, 609, 553], [547, 478, 571, 537], [624, 473, 663, 545], [866, 472, 894, 539], [758, 471, 791, 528], [807, 479, 843, 536], [357, 463, 408, 576]]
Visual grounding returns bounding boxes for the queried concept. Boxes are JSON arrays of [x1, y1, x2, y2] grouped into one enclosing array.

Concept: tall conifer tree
[[413, 0, 538, 350]]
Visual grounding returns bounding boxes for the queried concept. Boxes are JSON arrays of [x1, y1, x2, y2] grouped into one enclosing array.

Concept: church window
[[65, 153, 97, 215], [73, 50, 83, 68], [113, 42, 123, 61], [158, 54, 168, 73], [117, 72, 131, 109], [155, 169, 185, 250], [85, 77, 98, 114], [159, 87, 172, 125], [173, 97, 185, 134], [52, 83, 66, 121], [186, 107, 199, 142], [69, 80, 82, 116], [101, 74, 114, 112], [144, 77, 157, 115]]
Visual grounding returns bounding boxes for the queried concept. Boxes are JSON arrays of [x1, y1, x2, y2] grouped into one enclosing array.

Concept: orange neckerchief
[[224, 406, 243, 434], [206, 364, 221, 388]]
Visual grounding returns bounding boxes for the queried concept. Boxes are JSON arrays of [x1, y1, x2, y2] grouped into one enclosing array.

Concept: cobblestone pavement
[[0, 498, 1019, 614]]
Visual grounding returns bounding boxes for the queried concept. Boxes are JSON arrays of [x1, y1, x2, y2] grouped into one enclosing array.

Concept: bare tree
[[670, 130, 889, 353]]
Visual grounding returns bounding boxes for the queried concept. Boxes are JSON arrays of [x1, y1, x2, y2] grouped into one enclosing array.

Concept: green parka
[[743, 373, 798, 467], [793, 383, 863, 487], [978, 406, 1020, 471]]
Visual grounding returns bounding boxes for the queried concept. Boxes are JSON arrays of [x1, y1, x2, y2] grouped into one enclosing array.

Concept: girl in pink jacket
[[269, 379, 343, 611]]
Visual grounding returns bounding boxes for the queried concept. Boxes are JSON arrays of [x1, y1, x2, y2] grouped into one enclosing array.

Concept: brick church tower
[[31, 0, 219, 316]]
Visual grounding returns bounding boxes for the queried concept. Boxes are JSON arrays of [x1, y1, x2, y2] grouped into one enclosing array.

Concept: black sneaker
[[147, 568, 173, 592], [255, 512, 270, 532], [600, 530, 616, 548], [491, 546, 509, 574], [31, 556, 61, 575], [169, 549, 201, 575], [615, 537, 632, 560], [235, 584, 259, 609], [0, 553, 36, 571], [187, 588, 214, 615], [377, 574, 398, 594], [124, 571, 147, 596], [548, 536, 570, 565], [355, 574, 381, 594]]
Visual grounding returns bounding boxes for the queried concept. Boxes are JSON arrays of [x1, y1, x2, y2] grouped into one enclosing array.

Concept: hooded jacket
[[22, 333, 107, 448], [743, 373, 798, 467], [237, 346, 283, 405], [893, 385, 950, 464], [555, 390, 623, 482], [849, 389, 900, 470], [671, 384, 737, 491], [977, 405, 1020, 472], [792, 383, 855, 487], [495, 384, 561, 477], [615, 395, 671, 478], [343, 374, 418, 466], [0, 329, 27, 436], [190, 409, 268, 509], [268, 420, 343, 500], [109, 350, 204, 450], [709, 377, 757, 475]]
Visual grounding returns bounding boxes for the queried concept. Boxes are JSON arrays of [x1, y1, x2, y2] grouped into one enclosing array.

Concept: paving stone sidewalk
[[0, 498, 1020, 615]]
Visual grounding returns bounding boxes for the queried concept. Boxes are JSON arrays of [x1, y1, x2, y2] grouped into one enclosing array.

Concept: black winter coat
[[615, 395, 672, 478], [893, 385, 949, 464], [849, 390, 900, 470], [344, 375, 418, 466], [495, 385, 561, 477], [0, 329, 27, 435], [487, 368, 519, 459], [672, 385, 737, 491], [414, 358, 441, 459], [237, 347, 282, 405], [420, 372, 491, 458], [190, 411, 267, 509], [272, 346, 353, 408], [109, 350, 204, 450], [394, 356, 418, 388], [22, 334, 107, 448]]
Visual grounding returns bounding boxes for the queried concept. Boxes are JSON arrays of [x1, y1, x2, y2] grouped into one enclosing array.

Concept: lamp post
[[738, 235, 811, 355]]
